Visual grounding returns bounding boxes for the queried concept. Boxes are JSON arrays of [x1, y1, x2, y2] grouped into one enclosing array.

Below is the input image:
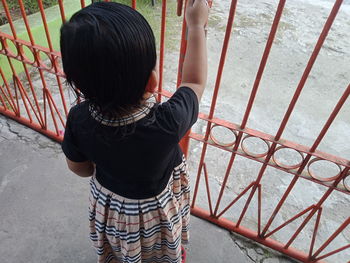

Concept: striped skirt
[[88, 159, 190, 263]]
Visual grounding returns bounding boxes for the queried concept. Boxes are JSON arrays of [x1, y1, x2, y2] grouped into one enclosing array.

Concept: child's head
[[60, 2, 157, 115]]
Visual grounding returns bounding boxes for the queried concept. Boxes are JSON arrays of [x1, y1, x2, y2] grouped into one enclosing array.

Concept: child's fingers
[[185, 0, 209, 27], [187, 0, 207, 8], [193, 0, 208, 8], [186, 0, 194, 8]]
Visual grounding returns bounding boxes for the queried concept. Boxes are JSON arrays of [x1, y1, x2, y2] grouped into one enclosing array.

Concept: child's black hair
[[60, 2, 157, 117]]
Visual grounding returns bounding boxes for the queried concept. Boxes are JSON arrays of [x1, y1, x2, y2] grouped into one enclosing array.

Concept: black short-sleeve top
[[62, 87, 199, 199]]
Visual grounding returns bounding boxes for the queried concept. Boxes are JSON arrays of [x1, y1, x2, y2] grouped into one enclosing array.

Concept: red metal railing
[[0, 1, 349, 262]]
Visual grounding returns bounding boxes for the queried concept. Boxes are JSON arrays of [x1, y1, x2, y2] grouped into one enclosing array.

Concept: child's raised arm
[[180, 0, 209, 101]]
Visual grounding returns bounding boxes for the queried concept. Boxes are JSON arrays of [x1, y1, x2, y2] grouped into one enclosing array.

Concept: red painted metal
[[191, 206, 327, 263], [177, 0, 190, 155], [202, 162, 214, 215], [214, 0, 287, 223], [0, 1, 349, 262], [205, 0, 287, 219], [58, 0, 66, 23], [192, 0, 239, 205], [312, 217, 350, 261], [308, 207, 323, 258], [157, 0, 167, 102], [177, 0, 183, 16], [235, 0, 344, 230]]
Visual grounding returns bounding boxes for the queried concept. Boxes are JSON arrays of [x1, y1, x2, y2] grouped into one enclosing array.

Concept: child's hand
[[185, 0, 209, 29]]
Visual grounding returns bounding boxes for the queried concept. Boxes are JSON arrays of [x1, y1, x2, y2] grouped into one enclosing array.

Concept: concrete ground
[[0, 115, 296, 263]]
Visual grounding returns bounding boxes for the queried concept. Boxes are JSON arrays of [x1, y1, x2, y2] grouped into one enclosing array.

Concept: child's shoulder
[[67, 101, 89, 120]]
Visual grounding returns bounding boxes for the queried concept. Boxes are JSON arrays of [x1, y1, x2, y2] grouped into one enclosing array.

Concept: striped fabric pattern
[[89, 97, 156, 127], [89, 158, 190, 263]]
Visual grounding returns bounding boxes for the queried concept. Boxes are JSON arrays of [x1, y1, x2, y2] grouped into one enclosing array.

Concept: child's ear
[[145, 69, 158, 93]]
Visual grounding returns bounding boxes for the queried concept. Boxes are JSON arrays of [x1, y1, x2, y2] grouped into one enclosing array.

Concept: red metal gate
[[0, 0, 349, 262]]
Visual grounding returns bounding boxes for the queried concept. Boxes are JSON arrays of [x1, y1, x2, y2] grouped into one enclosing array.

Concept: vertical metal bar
[[132, 0, 136, 9], [43, 87, 47, 129], [177, 0, 183, 16], [240, 0, 286, 129], [176, 0, 188, 87], [308, 86, 350, 153], [5, 55, 28, 118], [236, 0, 344, 228], [1, 0, 22, 117], [216, 182, 255, 218], [274, 0, 344, 142], [45, 89, 65, 128], [213, 0, 286, 216], [44, 89, 59, 135], [14, 76, 32, 122], [0, 0, 18, 39], [191, 206, 314, 263], [18, 0, 45, 126], [15, 77, 43, 125], [17, 0, 35, 44], [0, 68, 8, 109], [37, 0, 68, 117], [0, 93, 7, 110], [257, 184, 262, 235], [158, 0, 167, 102], [262, 82, 350, 236], [264, 205, 316, 238], [203, 163, 214, 215], [284, 167, 349, 248], [13, 75, 21, 117], [177, 0, 190, 155], [81, 0, 86, 8], [0, 0, 71, 139], [0, 109, 63, 142], [192, 0, 239, 208], [58, 0, 66, 23], [315, 244, 350, 261], [0, 63, 17, 114], [178, 0, 213, 155], [37, 0, 54, 52], [309, 208, 323, 258], [312, 217, 350, 260], [0, 85, 12, 111]]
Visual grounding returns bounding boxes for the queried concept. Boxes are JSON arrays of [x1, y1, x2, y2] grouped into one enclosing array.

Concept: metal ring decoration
[[3, 39, 16, 57], [0, 37, 4, 52], [21, 45, 36, 65], [32, 47, 42, 67], [209, 124, 238, 147], [38, 51, 53, 70], [54, 56, 65, 77], [343, 173, 350, 192], [241, 135, 270, 158], [13, 40, 22, 59], [307, 158, 342, 182], [272, 146, 305, 170]]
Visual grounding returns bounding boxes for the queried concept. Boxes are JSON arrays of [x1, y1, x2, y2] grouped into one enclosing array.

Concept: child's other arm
[[180, 0, 209, 101], [65, 158, 95, 177]]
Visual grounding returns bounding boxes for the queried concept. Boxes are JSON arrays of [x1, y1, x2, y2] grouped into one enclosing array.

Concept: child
[[60, 1, 208, 262]]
